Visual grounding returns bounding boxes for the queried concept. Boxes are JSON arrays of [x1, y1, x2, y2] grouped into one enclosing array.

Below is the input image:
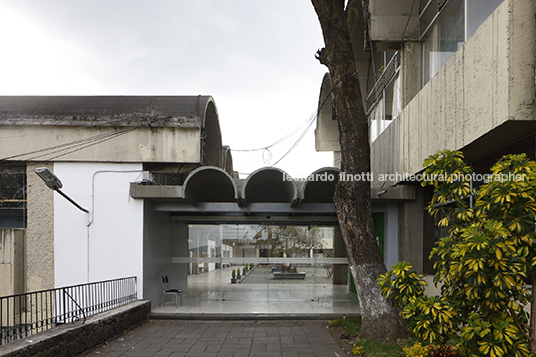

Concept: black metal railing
[[0, 276, 137, 345]]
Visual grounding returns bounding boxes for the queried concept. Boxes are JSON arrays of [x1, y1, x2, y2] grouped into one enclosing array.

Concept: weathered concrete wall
[[370, 0, 535, 186], [0, 300, 150, 357], [0, 126, 201, 163], [26, 162, 54, 292], [0, 229, 25, 296]]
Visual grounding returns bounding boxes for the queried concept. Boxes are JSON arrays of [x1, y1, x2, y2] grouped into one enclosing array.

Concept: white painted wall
[[53, 162, 144, 297]]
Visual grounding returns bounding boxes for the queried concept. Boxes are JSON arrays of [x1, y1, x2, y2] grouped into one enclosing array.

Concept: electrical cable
[[270, 114, 316, 167], [25, 128, 132, 161], [229, 111, 317, 153], [0, 116, 172, 162]]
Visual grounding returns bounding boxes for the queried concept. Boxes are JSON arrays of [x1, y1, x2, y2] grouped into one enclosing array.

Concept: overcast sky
[[0, 0, 334, 177]]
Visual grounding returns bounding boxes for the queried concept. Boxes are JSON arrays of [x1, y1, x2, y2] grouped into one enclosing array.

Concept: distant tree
[[260, 226, 323, 258], [311, 0, 407, 341]]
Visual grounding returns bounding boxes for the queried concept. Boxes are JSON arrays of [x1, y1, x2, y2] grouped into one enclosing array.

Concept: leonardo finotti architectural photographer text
[[282, 172, 526, 183]]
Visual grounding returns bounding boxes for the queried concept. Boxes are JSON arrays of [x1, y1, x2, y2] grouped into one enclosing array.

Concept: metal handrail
[[0, 276, 137, 345]]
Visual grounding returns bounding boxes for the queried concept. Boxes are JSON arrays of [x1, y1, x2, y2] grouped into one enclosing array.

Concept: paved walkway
[[85, 320, 347, 357]]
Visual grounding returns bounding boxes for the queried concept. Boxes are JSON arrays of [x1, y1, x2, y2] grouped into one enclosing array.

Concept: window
[[420, 0, 465, 86], [0, 165, 26, 228], [366, 52, 401, 142], [419, 0, 505, 87], [466, 0, 505, 38]]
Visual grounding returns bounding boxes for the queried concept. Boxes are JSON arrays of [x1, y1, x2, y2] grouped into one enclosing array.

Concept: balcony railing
[[0, 276, 137, 345]]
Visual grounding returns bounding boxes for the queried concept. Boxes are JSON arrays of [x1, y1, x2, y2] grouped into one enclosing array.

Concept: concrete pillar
[[26, 162, 54, 291], [332, 226, 348, 284], [171, 223, 189, 292], [400, 41, 420, 108], [398, 186, 424, 273]]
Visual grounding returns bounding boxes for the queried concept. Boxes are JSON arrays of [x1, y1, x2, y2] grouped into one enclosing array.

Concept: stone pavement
[[84, 319, 347, 357]]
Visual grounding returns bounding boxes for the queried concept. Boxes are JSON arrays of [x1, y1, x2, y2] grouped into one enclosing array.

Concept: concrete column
[[398, 186, 424, 273], [26, 162, 54, 291], [400, 41, 419, 108], [171, 222, 189, 292], [332, 226, 348, 284]]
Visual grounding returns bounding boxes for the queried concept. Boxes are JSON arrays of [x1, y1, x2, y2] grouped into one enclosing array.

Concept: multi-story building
[[315, 0, 534, 276]]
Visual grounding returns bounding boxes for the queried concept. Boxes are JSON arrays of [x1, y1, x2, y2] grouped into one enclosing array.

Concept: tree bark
[[311, 0, 407, 341]]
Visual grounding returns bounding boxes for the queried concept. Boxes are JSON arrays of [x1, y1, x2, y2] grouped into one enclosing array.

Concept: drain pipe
[[86, 169, 144, 283]]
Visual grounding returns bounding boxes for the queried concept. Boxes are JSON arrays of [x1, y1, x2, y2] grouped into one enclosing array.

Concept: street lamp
[[34, 167, 89, 213]]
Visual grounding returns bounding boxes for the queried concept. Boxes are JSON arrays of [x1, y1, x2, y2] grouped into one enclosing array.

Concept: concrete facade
[[0, 96, 229, 297], [26, 162, 55, 292], [371, 0, 535, 189], [314, 0, 535, 273]]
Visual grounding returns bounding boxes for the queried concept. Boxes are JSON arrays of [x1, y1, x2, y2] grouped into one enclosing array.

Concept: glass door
[[182, 224, 349, 303]]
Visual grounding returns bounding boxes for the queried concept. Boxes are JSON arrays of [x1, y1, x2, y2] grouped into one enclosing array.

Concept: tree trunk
[[311, 0, 407, 341]]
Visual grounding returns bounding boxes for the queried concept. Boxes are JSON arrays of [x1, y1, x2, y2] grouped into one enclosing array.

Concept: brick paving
[[84, 320, 346, 357]]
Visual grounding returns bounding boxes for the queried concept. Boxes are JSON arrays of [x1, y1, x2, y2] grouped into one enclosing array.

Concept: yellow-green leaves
[[377, 261, 427, 310], [385, 151, 536, 356]]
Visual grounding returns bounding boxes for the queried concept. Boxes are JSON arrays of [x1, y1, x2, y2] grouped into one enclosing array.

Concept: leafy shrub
[[379, 151, 536, 356], [403, 342, 430, 357]]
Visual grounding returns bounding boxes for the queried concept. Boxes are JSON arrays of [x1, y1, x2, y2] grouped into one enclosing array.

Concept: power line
[[270, 115, 316, 167], [230, 111, 317, 153], [0, 117, 172, 162]]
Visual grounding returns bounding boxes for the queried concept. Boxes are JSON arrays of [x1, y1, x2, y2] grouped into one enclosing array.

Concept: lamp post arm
[[55, 189, 89, 213]]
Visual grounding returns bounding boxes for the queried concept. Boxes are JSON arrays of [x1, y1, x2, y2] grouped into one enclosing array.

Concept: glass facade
[[174, 224, 349, 302]]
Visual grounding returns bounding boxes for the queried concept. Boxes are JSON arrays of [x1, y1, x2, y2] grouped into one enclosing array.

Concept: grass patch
[[330, 316, 407, 356], [355, 339, 406, 357], [330, 316, 362, 336]]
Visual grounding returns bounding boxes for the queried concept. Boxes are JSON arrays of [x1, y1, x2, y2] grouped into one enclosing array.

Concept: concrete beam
[[130, 183, 184, 199], [368, 0, 419, 42], [371, 185, 415, 201]]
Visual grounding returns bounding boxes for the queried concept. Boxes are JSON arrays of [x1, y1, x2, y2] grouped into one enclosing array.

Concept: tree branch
[[315, 48, 329, 66], [508, 306, 532, 343]]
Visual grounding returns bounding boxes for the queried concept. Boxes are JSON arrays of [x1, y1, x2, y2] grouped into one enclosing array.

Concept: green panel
[[349, 213, 385, 295]]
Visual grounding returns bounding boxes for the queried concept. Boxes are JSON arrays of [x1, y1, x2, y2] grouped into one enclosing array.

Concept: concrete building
[[0, 96, 229, 298], [315, 0, 535, 277], [0, 96, 357, 310]]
